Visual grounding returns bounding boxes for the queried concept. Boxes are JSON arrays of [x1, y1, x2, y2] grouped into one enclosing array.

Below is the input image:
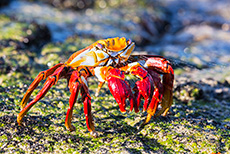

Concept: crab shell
[[65, 37, 135, 68]]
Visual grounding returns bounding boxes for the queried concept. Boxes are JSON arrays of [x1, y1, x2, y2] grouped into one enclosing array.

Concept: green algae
[[0, 15, 28, 41], [1, 75, 229, 153]]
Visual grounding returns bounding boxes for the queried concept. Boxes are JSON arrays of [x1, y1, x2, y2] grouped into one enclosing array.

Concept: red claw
[[106, 68, 135, 112], [134, 76, 154, 111], [130, 65, 155, 112]]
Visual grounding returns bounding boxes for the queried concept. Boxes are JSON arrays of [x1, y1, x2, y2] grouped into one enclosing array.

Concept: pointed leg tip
[[120, 110, 126, 113], [17, 116, 24, 127], [66, 125, 76, 132], [162, 108, 170, 116], [137, 122, 146, 131], [90, 131, 98, 138]]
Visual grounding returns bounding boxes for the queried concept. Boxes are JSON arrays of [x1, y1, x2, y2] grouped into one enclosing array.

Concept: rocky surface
[[0, 0, 230, 153]]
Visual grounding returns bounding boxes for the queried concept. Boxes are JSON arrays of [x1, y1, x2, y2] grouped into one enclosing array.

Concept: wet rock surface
[[0, 0, 230, 153], [0, 0, 169, 45]]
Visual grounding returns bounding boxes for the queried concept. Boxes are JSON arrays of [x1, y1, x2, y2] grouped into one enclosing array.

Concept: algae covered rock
[[0, 15, 50, 48], [0, 15, 51, 77]]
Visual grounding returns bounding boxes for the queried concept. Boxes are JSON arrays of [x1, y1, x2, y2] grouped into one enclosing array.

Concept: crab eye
[[96, 43, 104, 49], [127, 39, 132, 45]]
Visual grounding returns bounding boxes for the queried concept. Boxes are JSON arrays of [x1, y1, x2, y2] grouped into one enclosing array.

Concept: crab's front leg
[[144, 57, 174, 117], [65, 68, 97, 137], [65, 71, 81, 132], [95, 81, 105, 97]]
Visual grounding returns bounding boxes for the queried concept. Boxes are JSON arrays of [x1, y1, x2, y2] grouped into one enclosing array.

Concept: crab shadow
[[95, 118, 174, 153], [84, 103, 176, 153], [0, 114, 92, 153], [0, 110, 175, 153]]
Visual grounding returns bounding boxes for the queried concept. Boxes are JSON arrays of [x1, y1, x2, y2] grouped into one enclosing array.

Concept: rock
[[0, 15, 51, 76], [0, 0, 11, 7]]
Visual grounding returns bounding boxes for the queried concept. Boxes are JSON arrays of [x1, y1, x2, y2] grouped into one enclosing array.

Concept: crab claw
[[133, 75, 154, 112], [106, 68, 135, 112], [128, 63, 155, 113]]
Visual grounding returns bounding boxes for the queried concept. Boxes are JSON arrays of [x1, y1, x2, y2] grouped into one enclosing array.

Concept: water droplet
[[222, 23, 229, 31]]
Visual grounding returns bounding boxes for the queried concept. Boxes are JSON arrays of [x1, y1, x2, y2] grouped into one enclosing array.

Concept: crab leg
[[17, 65, 67, 126], [133, 86, 141, 112], [82, 89, 96, 136], [142, 88, 162, 126], [65, 69, 96, 136], [107, 68, 136, 112], [65, 71, 81, 132], [121, 62, 156, 113], [133, 74, 154, 112], [95, 81, 105, 97], [132, 75, 154, 113], [144, 57, 174, 116], [20, 63, 64, 108], [120, 62, 165, 126]]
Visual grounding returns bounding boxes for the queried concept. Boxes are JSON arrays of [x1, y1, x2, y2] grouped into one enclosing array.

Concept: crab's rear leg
[[82, 88, 97, 137], [121, 62, 163, 126], [157, 71, 173, 116], [127, 63, 154, 112], [141, 88, 162, 127], [17, 65, 67, 126], [144, 57, 174, 117], [20, 63, 64, 108]]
